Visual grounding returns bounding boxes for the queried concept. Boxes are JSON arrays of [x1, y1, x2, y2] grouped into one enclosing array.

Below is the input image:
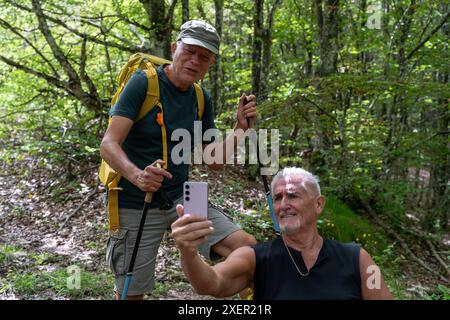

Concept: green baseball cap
[[177, 20, 220, 55]]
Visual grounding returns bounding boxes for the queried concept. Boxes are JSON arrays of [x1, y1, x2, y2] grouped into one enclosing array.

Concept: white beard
[[279, 218, 301, 235]]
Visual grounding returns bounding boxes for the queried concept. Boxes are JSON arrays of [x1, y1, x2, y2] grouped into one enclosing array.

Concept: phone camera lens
[[185, 191, 190, 195], [185, 196, 190, 201], [185, 184, 190, 189]]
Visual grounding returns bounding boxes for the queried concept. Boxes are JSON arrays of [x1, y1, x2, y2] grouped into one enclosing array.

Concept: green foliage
[[0, 244, 114, 299], [430, 285, 450, 300], [3, 268, 114, 299], [319, 196, 386, 253], [371, 243, 408, 300], [0, 244, 22, 267], [149, 281, 170, 298], [230, 206, 276, 243]]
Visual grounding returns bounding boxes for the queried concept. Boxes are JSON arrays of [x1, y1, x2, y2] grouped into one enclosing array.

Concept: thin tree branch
[[0, 93, 47, 119], [41, 2, 151, 32], [425, 239, 450, 278], [196, 2, 208, 21], [268, 0, 282, 30], [387, 2, 414, 53], [79, 36, 99, 99], [129, 24, 148, 49], [0, 18, 59, 77], [360, 198, 449, 283], [55, 180, 100, 234], [0, 107, 49, 120], [31, 0, 81, 87], [166, 0, 179, 35], [79, 36, 87, 82], [298, 94, 340, 125], [0, 55, 69, 91], [6, 0, 138, 53], [99, 16, 115, 94], [406, 131, 450, 152], [406, 11, 450, 61], [0, 54, 102, 112]]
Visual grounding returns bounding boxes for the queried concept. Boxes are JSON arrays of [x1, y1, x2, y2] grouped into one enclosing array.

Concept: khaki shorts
[[105, 199, 241, 296]]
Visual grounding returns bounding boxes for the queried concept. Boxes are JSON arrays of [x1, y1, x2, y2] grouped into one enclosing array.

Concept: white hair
[[270, 167, 321, 196]]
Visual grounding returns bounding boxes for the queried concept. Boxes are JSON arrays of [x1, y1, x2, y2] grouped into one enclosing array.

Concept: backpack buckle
[[109, 229, 120, 237]]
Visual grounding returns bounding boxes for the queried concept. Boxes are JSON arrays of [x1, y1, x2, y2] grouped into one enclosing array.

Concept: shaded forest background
[[0, 0, 448, 299]]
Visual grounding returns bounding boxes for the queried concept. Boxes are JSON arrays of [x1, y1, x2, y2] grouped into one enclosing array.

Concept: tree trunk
[[310, 0, 341, 176], [211, 0, 224, 115], [425, 71, 449, 231], [139, 0, 177, 59], [182, 0, 190, 23], [380, 1, 416, 180], [357, 0, 368, 74], [315, 0, 339, 77], [260, 0, 282, 101], [251, 0, 264, 101]]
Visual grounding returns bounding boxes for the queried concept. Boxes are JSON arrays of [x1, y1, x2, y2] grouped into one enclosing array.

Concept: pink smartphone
[[183, 181, 208, 219]]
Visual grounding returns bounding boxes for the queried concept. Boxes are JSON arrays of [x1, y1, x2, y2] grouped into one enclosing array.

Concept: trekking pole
[[121, 163, 160, 300], [244, 96, 280, 235]]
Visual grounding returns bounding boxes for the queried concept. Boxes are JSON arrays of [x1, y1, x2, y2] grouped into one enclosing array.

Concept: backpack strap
[[193, 83, 204, 119], [137, 60, 160, 122], [107, 175, 122, 236], [154, 101, 168, 170], [139, 64, 169, 170]]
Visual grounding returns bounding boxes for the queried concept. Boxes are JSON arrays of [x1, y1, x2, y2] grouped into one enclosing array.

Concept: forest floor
[[0, 158, 448, 300]]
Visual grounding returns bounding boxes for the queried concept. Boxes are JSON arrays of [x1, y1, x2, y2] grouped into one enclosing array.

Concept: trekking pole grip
[[244, 96, 256, 129], [144, 162, 161, 204], [145, 192, 153, 203]]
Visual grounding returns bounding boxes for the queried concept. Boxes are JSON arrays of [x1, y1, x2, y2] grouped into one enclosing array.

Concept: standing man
[[171, 167, 393, 300], [100, 20, 256, 299]]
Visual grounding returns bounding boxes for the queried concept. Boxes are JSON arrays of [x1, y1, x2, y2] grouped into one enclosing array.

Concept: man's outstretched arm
[[171, 204, 255, 298]]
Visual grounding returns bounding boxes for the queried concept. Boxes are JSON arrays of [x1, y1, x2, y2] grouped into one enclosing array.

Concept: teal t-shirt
[[109, 65, 216, 209]]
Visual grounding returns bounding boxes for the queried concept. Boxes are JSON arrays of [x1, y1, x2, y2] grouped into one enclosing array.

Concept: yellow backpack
[[99, 53, 205, 236]]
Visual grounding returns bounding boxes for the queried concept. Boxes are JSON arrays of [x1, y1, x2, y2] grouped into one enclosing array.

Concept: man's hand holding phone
[[183, 181, 208, 219], [171, 204, 213, 255], [171, 182, 211, 255]]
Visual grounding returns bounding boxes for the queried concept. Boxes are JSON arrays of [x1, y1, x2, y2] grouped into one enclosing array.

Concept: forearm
[[206, 123, 246, 170], [100, 140, 140, 183], [180, 250, 223, 296]]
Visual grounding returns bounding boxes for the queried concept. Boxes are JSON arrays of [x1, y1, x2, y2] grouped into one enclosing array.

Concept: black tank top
[[252, 237, 362, 300]]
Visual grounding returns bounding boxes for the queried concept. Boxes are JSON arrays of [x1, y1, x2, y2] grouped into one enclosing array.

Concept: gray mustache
[[279, 210, 297, 218]]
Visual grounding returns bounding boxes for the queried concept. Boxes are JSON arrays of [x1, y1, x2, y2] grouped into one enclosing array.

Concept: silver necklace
[[283, 240, 310, 277]]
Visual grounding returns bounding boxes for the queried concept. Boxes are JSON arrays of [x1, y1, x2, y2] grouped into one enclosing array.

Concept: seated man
[[171, 167, 393, 299]]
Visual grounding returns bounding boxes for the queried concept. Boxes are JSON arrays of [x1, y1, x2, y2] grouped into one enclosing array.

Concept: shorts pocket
[[106, 229, 128, 276]]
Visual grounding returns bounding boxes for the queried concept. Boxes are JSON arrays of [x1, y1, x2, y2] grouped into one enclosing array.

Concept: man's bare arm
[[205, 95, 257, 170], [100, 116, 172, 192], [359, 248, 393, 300]]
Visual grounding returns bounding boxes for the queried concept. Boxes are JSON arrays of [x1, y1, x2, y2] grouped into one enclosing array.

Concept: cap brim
[[180, 37, 218, 55]]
